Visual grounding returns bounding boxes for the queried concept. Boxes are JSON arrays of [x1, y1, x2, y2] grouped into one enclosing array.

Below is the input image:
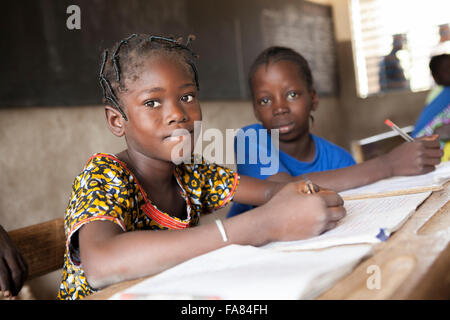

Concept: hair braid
[[99, 34, 199, 121]]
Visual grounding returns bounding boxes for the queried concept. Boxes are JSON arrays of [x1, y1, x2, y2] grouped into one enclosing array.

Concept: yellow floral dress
[[57, 153, 239, 300]]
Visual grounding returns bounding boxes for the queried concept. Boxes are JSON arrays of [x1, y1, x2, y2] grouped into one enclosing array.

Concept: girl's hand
[[261, 182, 346, 242], [0, 225, 28, 298], [295, 179, 321, 194], [383, 135, 443, 177]]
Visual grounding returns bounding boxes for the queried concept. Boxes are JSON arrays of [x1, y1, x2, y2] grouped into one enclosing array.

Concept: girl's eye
[[259, 97, 271, 106], [287, 91, 298, 100], [181, 94, 194, 103], [144, 100, 161, 108]]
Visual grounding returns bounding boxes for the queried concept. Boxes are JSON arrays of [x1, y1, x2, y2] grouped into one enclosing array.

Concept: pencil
[[384, 119, 414, 142], [301, 174, 316, 194]]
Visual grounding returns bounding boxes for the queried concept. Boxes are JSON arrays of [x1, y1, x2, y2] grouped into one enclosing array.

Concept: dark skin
[[251, 60, 443, 190], [430, 55, 450, 140], [0, 225, 28, 298], [79, 54, 346, 289], [433, 55, 450, 87], [434, 124, 450, 140]]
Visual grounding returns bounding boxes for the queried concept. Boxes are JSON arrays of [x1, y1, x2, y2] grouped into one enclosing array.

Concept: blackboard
[[0, 0, 338, 106]]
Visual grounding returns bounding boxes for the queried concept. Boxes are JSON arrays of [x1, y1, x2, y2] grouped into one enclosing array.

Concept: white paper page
[[340, 162, 450, 198], [109, 244, 372, 300], [263, 192, 431, 251]]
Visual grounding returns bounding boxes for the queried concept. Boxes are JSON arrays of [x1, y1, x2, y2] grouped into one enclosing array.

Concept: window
[[350, 0, 450, 98]]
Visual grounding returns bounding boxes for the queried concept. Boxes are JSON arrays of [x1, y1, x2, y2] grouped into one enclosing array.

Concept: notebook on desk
[[263, 191, 432, 251], [109, 244, 372, 300], [340, 161, 450, 200], [265, 162, 450, 252]]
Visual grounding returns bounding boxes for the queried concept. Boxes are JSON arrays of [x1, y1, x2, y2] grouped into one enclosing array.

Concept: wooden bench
[[8, 218, 65, 280]]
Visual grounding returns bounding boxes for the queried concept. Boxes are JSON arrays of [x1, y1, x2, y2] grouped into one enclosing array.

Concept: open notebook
[[263, 163, 450, 252], [110, 244, 372, 300], [263, 191, 432, 251], [340, 161, 450, 200]]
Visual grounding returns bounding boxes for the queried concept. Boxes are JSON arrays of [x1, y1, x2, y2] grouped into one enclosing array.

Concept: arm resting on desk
[[268, 137, 443, 192], [79, 184, 345, 290]]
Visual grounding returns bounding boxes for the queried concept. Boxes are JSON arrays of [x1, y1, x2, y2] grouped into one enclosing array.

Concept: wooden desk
[[319, 182, 450, 299], [87, 182, 450, 300]]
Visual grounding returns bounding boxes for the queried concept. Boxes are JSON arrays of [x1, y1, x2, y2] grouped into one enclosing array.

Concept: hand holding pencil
[[294, 176, 346, 233], [385, 119, 414, 142], [263, 181, 345, 240], [384, 119, 443, 176], [296, 174, 320, 194]]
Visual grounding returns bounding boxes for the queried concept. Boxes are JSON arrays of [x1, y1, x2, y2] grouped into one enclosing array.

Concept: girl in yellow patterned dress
[[57, 34, 347, 300]]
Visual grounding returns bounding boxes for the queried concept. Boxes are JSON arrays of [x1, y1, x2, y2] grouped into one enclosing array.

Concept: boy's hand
[[384, 135, 443, 176], [263, 183, 346, 242], [0, 225, 28, 298]]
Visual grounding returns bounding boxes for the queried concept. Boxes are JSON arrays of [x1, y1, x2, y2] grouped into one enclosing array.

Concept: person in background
[[379, 33, 410, 91], [430, 23, 450, 57], [425, 24, 450, 106], [412, 54, 450, 161], [227, 46, 442, 218]]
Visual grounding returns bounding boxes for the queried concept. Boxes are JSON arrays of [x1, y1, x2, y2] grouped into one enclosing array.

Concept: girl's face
[[251, 60, 318, 143], [118, 54, 202, 162]]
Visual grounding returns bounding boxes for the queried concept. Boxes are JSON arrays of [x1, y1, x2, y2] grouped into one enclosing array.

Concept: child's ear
[[105, 106, 126, 137], [310, 89, 319, 112]]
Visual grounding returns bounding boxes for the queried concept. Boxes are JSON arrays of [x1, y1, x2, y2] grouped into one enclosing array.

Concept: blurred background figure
[[426, 24, 450, 105], [412, 54, 450, 161], [379, 33, 411, 91], [430, 23, 450, 57]]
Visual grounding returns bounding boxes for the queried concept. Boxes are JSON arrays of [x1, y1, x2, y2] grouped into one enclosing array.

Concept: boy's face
[[251, 60, 318, 143], [116, 55, 202, 162]]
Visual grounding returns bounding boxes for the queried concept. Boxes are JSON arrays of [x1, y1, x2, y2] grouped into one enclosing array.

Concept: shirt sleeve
[[322, 138, 356, 169], [336, 149, 356, 168], [64, 165, 129, 266], [198, 162, 240, 213]]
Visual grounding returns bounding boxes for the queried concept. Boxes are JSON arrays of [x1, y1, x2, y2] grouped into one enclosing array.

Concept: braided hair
[[99, 34, 199, 121], [248, 46, 314, 98]]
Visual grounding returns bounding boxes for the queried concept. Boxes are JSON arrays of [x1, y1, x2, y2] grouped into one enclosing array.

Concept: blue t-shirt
[[228, 123, 356, 218], [411, 86, 450, 137]]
